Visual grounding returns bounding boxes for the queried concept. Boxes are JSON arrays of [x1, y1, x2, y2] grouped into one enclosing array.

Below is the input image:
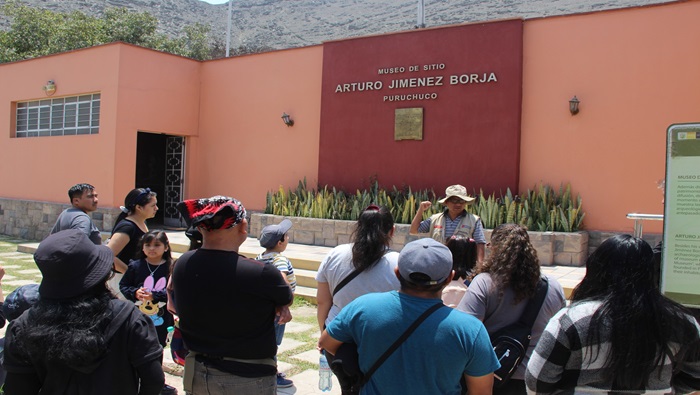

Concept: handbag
[[328, 302, 445, 395], [489, 277, 549, 388]]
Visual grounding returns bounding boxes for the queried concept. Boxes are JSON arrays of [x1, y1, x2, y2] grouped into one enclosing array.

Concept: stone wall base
[[250, 214, 622, 266], [0, 197, 121, 241]]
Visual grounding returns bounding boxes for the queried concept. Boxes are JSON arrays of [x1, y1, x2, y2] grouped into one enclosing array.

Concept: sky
[[199, 0, 230, 4]]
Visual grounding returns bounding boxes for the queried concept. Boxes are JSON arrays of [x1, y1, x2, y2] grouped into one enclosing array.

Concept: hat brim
[[260, 219, 293, 249], [278, 219, 293, 234], [39, 245, 114, 299], [438, 194, 476, 204]]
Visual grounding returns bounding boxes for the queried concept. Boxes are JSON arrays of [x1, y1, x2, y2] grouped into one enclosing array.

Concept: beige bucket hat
[[438, 184, 476, 204]]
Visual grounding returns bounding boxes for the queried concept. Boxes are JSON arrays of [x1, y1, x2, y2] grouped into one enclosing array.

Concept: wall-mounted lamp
[[569, 95, 580, 115], [281, 112, 294, 127], [43, 80, 56, 97], [42, 80, 56, 96]]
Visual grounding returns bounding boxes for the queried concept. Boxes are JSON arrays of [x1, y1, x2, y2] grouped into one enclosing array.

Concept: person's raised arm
[[410, 201, 432, 235]]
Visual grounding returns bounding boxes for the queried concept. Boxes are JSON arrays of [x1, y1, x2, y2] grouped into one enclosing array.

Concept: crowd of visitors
[[0, 182, 698, 395]]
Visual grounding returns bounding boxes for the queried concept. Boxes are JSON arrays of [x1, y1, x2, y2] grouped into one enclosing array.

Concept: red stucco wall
[[318, 19, 523, 195]]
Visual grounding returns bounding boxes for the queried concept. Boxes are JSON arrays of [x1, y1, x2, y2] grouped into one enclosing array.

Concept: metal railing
[[626, 213, 664, 238]]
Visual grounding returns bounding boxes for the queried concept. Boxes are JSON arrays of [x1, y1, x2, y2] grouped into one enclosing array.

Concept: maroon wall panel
[[318, 19, 523, 195]]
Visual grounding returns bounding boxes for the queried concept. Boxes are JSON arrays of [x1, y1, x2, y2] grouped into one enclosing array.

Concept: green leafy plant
[[265, 179, 585, 231]]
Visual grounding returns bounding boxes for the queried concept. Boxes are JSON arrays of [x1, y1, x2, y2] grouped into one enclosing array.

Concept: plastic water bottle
[[319, 352, 333, 392], [166, 326, 175, 346]]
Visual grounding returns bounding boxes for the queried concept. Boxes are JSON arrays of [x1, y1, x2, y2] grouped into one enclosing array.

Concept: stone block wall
[[0, 197, 121, 241], [250, 214, 591, 266], [249, 213, 421, 252]]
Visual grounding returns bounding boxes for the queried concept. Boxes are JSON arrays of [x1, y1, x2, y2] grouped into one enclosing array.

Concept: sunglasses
[[447, 198, 466, 204]]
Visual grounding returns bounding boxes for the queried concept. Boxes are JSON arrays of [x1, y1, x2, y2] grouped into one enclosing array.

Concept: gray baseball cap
[[259, 219, 292, 249], [398, 238, 453, 285]]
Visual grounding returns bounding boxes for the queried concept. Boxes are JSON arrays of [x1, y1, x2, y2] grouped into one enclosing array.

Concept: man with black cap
[[410, 184, 486, 262], [173, 196, 293, 394], [319, 238, 500, 395]]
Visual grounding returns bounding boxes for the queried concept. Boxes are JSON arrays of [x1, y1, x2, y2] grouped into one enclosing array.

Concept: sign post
[[662, 123, 700, 307]]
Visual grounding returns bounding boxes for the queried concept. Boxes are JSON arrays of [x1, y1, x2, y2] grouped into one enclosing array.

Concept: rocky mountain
[[0, 0, 677, 53]]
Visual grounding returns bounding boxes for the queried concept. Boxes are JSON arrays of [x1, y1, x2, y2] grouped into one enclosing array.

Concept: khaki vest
[[428, 211, 479, 243]]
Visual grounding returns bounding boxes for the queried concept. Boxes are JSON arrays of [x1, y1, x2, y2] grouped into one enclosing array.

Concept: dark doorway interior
[[135, 132, 186, 229], [136, 132, 167, 227]]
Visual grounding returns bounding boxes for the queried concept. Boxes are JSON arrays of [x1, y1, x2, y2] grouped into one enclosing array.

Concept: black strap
[[332, 268, 365, 297], [104, 300, 132, 340], [516, 277, 549, 328], [362, 302, 445, 384], [332, 250, 393, 297]]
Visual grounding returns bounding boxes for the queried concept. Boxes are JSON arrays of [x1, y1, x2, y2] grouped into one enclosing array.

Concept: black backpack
[[489, 278, 549, 388]]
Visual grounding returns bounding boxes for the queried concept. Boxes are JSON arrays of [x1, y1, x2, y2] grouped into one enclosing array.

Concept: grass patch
[[0, 235, 41, 295]]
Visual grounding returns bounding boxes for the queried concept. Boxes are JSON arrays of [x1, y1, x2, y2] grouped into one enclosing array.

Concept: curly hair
[[12, 278, 114, 367], [477, 223, 540, 303]]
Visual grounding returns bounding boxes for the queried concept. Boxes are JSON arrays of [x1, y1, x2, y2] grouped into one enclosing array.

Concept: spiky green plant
[[263, 180, 585, 231]]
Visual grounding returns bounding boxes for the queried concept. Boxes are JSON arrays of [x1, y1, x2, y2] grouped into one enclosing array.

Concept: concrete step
[[295, 286, 318, 304], [294, 268, 319, 289]]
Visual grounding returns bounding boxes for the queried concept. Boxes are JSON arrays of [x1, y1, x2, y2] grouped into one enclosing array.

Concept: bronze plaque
[[394, 108, 423, 140]]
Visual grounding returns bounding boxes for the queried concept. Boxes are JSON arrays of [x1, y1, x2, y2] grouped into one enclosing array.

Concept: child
[[442, 236, 478, 308], [119, 230, 175, 346], [256, 219, 297, 388]]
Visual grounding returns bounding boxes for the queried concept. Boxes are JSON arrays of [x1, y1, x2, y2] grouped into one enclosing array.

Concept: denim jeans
[[274, 322, 286, 346], [189, 360, 276, 395]]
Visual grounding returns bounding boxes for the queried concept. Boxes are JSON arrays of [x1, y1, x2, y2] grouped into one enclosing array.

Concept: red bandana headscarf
[[177, 196, 247, 231]]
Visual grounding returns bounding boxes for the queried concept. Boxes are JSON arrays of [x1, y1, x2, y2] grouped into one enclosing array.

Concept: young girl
[[119, 230, 174, 347], [441, 236, 478, 308]]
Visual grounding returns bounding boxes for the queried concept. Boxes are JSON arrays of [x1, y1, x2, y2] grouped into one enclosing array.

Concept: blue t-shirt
[[326, 291, 500, 395]]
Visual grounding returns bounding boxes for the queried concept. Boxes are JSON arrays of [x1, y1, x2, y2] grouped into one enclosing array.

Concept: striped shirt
[[418, 209, 486, 244], [525, 300, 700, 395], [255, 252, 297, 292]]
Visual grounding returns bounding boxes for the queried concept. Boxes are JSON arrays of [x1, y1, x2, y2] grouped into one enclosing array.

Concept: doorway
[[135, 132, 186, 228]]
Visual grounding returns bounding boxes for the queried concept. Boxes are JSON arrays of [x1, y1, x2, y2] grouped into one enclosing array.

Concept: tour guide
[[410, 184, 486, 262]]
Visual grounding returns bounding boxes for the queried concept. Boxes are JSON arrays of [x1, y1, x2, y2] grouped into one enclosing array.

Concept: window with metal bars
[[15, 93, 100, 138]]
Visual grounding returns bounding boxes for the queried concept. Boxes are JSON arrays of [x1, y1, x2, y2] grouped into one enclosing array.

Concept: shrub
[[265, 179, 585, 232]]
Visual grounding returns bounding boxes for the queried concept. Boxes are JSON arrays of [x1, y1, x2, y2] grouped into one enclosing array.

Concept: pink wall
[[0, 45, 122, 206], [194, 46, 323, 211], [0, 44, 202, 207], [520, 1, 700, 232], [112, 45, 201, 203]]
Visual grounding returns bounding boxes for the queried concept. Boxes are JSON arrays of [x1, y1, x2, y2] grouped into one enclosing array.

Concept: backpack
[[489, 278, 548, 388]]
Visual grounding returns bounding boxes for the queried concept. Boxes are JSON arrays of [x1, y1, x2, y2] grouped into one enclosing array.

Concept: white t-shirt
[[315, 243, 400, 327]]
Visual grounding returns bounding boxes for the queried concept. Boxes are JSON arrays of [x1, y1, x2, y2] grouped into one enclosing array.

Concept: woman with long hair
[[315, 205, 401, 331], [526, 234, 700, 394], [457, 223, 566, 395], [107, 188, 158, 274], [3, 230, 164, 394]]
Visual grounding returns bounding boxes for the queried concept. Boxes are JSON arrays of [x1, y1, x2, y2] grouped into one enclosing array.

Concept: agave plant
[[264, 180, 585, 231]]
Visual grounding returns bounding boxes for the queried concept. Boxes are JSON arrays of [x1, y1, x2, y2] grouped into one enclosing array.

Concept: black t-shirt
[[119, 258, 175, 340], [3, 299, 163, 394], [112, 219, 145, 264], [172, 248, 293, 377]]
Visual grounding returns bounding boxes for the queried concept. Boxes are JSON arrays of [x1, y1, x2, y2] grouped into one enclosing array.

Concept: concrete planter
[[249, 213, 589, 266]]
